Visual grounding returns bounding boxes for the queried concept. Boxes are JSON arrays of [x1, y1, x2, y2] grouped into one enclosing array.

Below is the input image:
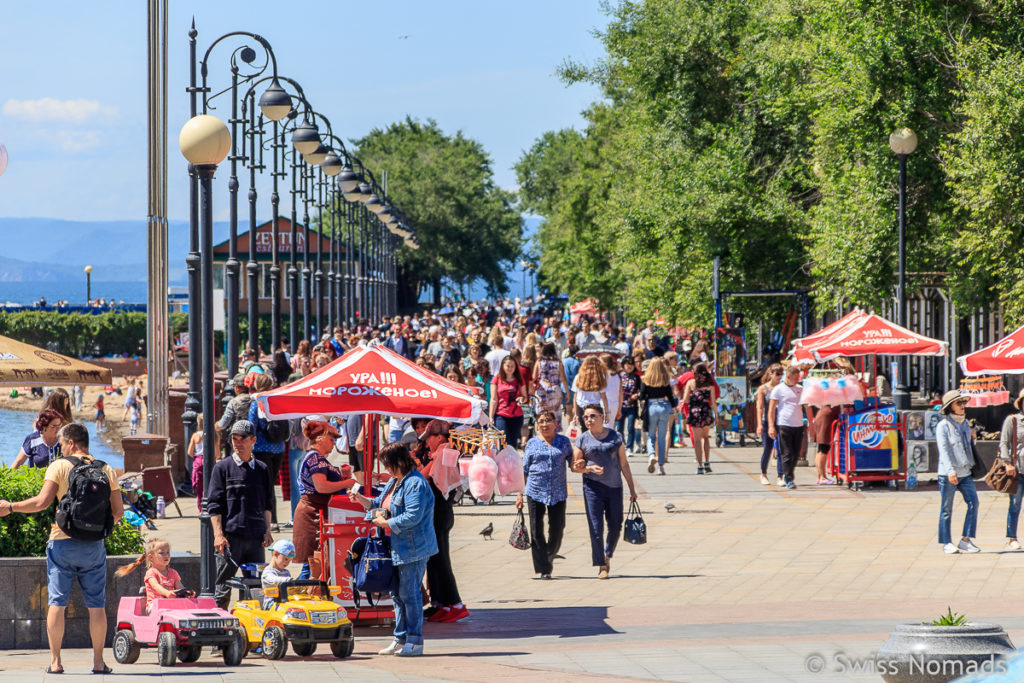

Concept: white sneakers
[[943, 543, 959, 554], [1007, 539, 1022, 551], [648, 457, 656, 474], [396, 643, 423, 657], [958, 539, 981, 553], [380, 641, 423, 656], [760, 475, 770, 485]]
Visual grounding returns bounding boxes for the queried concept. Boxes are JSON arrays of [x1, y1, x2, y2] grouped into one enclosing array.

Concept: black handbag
[[623, 500, 647, 545], [508, 509, 530, 550]]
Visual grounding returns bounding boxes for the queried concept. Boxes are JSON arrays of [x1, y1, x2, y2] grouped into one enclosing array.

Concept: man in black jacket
[[207, 419, 274, 609]]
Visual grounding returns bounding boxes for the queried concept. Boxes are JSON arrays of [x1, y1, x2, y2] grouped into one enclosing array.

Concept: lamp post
[[198, 32, 288, 406], [178, 113, 230, 598], [889, 126, 918, 410], [84, 265, 93, 304]]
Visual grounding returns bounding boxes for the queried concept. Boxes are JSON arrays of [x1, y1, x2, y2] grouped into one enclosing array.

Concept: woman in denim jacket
[[935, 390, 980, 554], [349, 442, 438, 657]]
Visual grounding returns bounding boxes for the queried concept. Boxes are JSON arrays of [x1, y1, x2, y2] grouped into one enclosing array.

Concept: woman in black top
[[638, 357, 675, 475]]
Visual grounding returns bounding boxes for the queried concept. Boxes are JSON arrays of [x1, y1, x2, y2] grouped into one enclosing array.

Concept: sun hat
[[1014, 389, 1024, 412], [270, 539, 295, 558], [941, 389, 968, 414]]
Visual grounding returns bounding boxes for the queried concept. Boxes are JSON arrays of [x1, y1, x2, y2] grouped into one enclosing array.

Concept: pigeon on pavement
[[664, 502, 676, 512], [480, 522, 494, 540]]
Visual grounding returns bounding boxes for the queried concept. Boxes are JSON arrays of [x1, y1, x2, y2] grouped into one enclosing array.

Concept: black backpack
[[55, 456, 114, 541]]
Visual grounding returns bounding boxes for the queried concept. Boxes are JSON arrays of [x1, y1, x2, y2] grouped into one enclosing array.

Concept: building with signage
[[211, 217, 353, 318]]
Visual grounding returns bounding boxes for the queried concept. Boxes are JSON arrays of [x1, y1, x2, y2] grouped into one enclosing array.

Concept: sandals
[[45, 666, 64, 674], [92, 665, 112, 674]]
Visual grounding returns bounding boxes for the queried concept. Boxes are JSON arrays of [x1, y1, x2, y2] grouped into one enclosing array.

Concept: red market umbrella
[[254, 344, 487, 423], [958, 323, 1024, 376], [792, 310, 866, 351], [570, 298, 597, 315], [807, 313, 948, 363]]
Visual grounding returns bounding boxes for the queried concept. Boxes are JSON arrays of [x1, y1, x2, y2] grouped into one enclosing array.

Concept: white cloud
[[2, 98, 117, 123], [55, 130, 102, 153]]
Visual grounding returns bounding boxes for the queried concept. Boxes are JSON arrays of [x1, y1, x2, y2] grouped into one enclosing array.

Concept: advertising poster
[[714, 327, 746, 378], [716, 376, 748, 433], [841, 405, 900, 472]]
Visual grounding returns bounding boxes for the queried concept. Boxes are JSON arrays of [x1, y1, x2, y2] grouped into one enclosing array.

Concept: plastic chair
[[142, 465, 183, 517]]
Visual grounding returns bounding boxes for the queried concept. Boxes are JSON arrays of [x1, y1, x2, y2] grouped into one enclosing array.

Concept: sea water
[[0, 408, 124, 469]]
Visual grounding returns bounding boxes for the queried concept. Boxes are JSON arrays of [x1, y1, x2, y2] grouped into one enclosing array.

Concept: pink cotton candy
[[440, 447, 460, 468], [801, 378, 826, 407], [468, 452, 498, 502], [432, 461, 463, 497], [495, 446, 525, 495]]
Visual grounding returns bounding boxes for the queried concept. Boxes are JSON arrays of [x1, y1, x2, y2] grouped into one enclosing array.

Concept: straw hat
[[1014, 389, 1024, 412], [940, 389, 967, 414]]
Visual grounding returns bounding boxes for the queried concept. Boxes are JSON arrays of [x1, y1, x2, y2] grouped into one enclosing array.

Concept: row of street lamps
[[177, 24, 418, 597]]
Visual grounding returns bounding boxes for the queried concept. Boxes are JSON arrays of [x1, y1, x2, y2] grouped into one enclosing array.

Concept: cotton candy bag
[[495, 446, 525, 495], [467, 452, 498, 502]]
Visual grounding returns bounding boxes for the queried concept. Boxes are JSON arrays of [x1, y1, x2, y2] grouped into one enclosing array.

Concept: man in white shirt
[[575, 320, 596, 349], [485, 337, 510, 377], [767, 365, 814, 489]]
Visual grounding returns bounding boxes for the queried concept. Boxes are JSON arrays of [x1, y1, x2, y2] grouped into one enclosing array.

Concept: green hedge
[[0, 311, 149, 358], [0, 466, 144, 557]]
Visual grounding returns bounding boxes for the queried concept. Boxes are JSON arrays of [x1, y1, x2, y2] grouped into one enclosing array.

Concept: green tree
[[346, 117, 522, 307]]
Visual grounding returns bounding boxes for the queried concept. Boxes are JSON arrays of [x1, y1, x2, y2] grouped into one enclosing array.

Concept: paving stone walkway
[[4, 442, 1024, 681]]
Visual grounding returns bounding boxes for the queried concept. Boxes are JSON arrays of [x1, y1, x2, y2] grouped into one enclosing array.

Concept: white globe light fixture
[[178, 115, 230, 165], [888, 127, 918, 156]]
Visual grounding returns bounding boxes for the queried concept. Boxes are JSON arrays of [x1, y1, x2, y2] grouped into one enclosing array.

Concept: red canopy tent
[[254, 344, 487, 423], [806, 313, 948, 363], [958, 323, 1024, 376], [570, 298, 597, 315]]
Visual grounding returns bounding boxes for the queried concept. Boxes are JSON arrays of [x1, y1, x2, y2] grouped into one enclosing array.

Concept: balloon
[[0, 143, 7, 177]]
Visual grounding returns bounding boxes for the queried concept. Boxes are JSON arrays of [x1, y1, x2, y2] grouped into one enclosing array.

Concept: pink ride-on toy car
[[113, 589, 245, 667]]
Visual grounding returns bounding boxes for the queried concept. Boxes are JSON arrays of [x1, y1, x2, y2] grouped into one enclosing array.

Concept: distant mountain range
[[0, 216, 543, 294], [0, 217, 231, 283]]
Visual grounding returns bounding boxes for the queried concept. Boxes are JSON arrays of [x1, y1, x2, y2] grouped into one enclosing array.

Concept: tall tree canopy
[[520, 0, 1024, 326], [352, 117, 521, 307]]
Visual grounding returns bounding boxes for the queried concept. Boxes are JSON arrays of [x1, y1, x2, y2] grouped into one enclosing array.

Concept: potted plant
[[875, 608, 1014, 682]]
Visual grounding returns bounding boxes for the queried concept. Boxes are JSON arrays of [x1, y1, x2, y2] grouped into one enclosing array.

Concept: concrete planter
[[0, 553, 201, 650], [875, 623, 1015, 683]]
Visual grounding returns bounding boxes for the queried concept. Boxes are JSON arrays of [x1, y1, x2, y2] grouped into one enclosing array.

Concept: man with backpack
[[216, 372, 252, 459], [0, 423, 123, 675]]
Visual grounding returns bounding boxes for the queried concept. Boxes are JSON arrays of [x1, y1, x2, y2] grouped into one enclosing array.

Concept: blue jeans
[[391, 558, 428, 645], [1008, 482, 1024, 538], [494, 414, 524, 449], [646, 399, 672, 466], [582, 479, 624, 566], [760, 424, 782, 477], [616, 405, 638, 451], [938, 475, 978, 545]]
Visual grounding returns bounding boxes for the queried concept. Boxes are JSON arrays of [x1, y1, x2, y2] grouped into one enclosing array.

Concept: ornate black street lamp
[[889, 127, 918, 410], [178, 112, 230, 598]]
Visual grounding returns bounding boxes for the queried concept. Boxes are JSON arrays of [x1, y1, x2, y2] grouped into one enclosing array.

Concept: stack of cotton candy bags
[[467, 451, 498, 502], [431, 447, 463, 496], [495, 446, 525, 495]]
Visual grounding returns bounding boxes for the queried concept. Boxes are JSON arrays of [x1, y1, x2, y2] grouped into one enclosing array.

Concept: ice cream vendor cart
[[829, 403, 906, 490], [254, 345, 488, 625]]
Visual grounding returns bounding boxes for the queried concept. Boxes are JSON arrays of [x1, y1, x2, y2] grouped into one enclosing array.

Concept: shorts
[[46, 538, 107, 608], [95, 410, 105, 420]]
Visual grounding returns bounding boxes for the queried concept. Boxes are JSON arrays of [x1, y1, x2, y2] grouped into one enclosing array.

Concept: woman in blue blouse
[[517, 410, 573, 579]]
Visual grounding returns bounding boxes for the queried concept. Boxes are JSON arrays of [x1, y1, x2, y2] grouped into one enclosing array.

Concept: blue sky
[[0, 2, 607, 222]]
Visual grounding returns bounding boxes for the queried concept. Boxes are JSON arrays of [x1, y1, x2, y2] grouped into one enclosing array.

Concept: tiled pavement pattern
[[5, 442, 1024, 681]]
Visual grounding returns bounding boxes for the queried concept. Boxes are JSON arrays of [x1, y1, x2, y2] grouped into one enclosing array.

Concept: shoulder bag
[[985, 417, 1020, 494]]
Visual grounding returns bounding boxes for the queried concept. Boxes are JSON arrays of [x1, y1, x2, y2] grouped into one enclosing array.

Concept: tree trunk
[[432, 277, 442, 307]]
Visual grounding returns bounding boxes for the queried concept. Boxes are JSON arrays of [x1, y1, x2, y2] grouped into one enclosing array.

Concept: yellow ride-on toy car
[[228, 578, 355, 659]]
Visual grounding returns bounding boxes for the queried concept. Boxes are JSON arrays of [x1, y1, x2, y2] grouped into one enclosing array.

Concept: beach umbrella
[[0, 335, 112, 386]]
